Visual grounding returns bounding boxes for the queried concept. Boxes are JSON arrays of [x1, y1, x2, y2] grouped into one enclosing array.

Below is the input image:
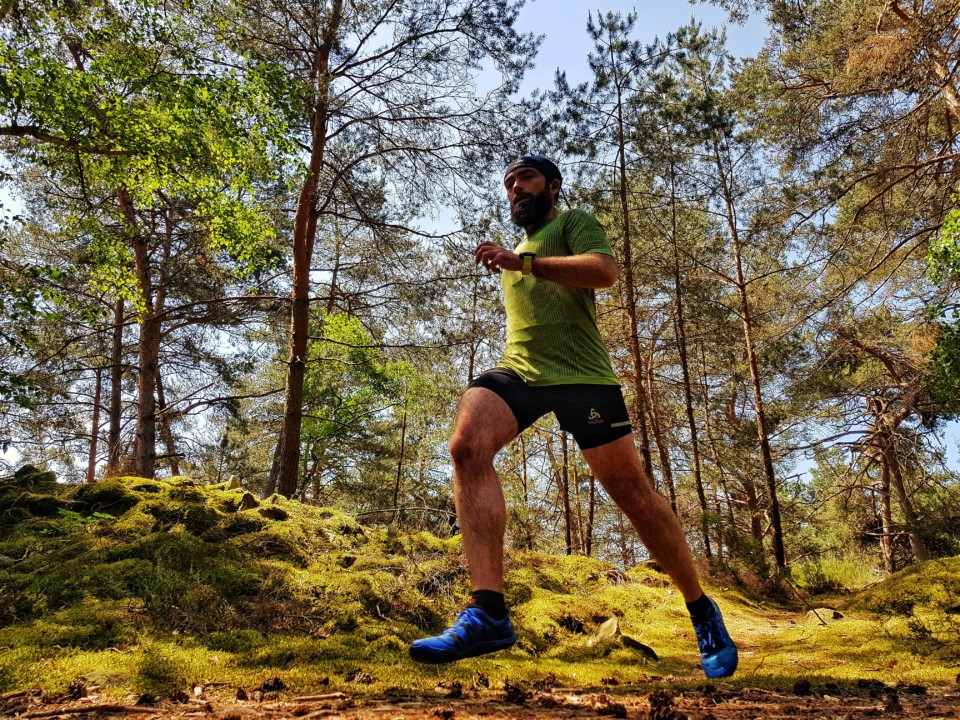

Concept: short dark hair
[[504, 155, 562, 186]]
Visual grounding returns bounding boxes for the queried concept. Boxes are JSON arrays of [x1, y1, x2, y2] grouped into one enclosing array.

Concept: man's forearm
[[475, 241, 618, 289], [531, 253, 618, 289]]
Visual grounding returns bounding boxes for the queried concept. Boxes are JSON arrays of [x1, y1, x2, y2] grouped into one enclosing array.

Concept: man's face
[[504, 167, 558, 227]]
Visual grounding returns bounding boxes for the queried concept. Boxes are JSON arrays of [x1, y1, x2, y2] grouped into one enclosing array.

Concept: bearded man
[[409, 155, 738, 679]]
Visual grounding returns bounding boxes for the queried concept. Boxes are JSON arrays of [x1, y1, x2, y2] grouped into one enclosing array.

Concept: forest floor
[[2, 678, 960, 720], [4, 474, 960, 719]]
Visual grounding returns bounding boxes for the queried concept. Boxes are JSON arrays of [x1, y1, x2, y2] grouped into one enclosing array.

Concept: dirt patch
[[3, 683, 959, 719]]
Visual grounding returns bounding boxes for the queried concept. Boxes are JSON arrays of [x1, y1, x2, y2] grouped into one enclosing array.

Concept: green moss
[[0, 600, 140, 650], [202, 629, 270, 653], [134, 646, 189, 695], [168, 484, 207, 504], [850, 556, 960, 615], [70, 480, 140, 517], [128, 480, 165, 494], [1, 465, 57, 492], [3, 473, 959, 696], [218, 511, 268, 536], [0, 645, 45, 692], [21, 493, 66, 517]]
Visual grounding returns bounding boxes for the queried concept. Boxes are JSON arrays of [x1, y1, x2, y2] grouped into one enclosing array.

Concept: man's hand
[[475, 241, 520, 274]]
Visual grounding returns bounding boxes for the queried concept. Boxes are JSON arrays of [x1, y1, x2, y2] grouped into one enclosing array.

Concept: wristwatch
[[520, 252, 536, 275]]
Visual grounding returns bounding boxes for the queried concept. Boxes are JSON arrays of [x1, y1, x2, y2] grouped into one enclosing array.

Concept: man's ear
[[550, 179, 562, 201]]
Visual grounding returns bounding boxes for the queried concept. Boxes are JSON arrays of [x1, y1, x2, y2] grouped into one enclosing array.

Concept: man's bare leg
[[581, 433, 702, 601], [581, 432, 738, 678], [447, 387, 518, 593], [409, 387, 519, 663]]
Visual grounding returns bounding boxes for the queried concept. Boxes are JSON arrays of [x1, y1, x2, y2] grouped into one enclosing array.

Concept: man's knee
[[449, 430, 494, 470]]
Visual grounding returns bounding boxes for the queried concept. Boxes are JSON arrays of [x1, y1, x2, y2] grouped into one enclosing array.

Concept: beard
[[510, 187, 555, 227]]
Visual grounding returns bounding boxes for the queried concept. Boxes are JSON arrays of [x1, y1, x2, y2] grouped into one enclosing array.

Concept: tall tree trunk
[[106, 297, 125, 475], [134, 312, 161, 479], [572, 458, 586, 554], [878, 449, 896, 573], [310, 457, 324, 505], [156, 371, 179, 477], [712, 140, 786, 569], [467, 277, 481, 382], [645, 340, 677, 512], [392, 403, 408, 512], [586, 472, 596, 557], [884, 443, 929, 563], [87, 367, 102, 484], [669, 155, 711, 557], [885, 445, 929, 563], [698, 342, 736, 558], [616, 508, 635, 568], [560, 431, 573, 555], [608, 35, 654, 476], [118, 186, 160, 479], [519, 433, 529, 504], [276, 0, 344, 498]]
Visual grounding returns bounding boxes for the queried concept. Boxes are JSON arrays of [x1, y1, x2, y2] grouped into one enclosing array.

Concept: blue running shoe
[[409, 606, 516, 663], [692, 597, 738, 678]]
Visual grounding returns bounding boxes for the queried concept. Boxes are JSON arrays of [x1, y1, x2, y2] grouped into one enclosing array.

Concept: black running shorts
[[467, 368, 633, 450]]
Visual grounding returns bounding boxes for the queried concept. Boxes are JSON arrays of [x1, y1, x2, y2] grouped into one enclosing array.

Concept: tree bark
[[392, 403, 408, 513], [878, 450, 896, 573], [645, 340, 677, 513], [669, 155, 711, 557], [560, 431, 573, 555], [609, 34, 654, 477], [118, 186, 160, 479], [276, 0, 344, 498], [586, 472, 596, 557], [885, 443, 930, 562], [87, 367, 102, 483], [712, 140, 786, 569], [106, 296, 125, 475], [156, 371, 179, 477]]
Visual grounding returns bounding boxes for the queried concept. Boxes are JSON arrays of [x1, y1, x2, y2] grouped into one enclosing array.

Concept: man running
[[409, 155, 738, 679]]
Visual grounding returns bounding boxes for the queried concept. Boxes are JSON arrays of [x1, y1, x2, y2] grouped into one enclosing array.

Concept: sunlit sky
[[514, 0, 768, 94]]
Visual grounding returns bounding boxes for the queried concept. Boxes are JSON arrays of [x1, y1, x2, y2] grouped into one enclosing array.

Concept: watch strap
[[520, 252, 535, 275]]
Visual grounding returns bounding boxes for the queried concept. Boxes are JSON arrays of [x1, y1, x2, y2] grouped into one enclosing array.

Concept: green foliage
[[925, 316, 960, 410], [929, 204, 960, 285]]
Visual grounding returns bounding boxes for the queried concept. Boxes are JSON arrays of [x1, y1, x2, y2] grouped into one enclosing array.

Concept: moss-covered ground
[[1, 467, 958, 701]]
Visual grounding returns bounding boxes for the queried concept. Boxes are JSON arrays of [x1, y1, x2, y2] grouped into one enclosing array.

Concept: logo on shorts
[[587, 408, 604, 425]]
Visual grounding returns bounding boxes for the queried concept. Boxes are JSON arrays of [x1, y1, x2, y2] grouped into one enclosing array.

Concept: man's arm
[[474, 241, 617, 289]]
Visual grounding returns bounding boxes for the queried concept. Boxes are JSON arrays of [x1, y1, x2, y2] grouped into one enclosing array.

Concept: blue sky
[[514, 0, 768, 94]]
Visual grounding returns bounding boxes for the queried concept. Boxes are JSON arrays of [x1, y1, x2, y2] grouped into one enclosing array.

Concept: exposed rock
[[587, 616, 622, 646], [587, 616, 659, 659]]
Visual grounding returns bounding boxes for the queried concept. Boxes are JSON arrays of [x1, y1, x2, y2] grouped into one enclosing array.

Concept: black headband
[[504, 155, 562, 185]]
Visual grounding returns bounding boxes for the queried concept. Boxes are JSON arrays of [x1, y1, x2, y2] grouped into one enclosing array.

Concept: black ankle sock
[[470, 590, 507, 620], [686, 593, 713, 620]]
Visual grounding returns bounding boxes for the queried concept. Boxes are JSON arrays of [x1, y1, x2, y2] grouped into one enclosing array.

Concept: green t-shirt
[[498, 209, 620, 386]]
